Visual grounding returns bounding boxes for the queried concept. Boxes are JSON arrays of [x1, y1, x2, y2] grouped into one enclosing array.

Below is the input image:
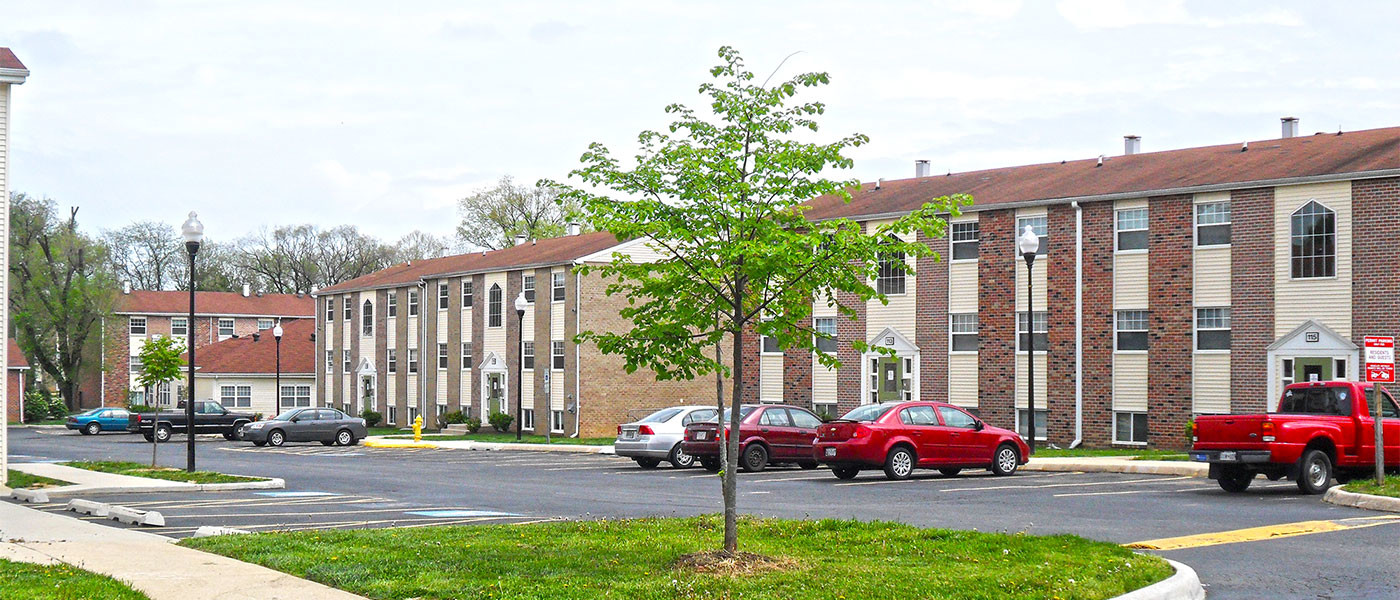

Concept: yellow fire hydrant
[[413, 415, 423, 443]]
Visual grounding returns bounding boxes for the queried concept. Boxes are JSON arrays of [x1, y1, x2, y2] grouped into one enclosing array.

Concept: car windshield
[[840, 404, 896, 422], [270, 409, 302, 421], [640, 408, 684, 423]]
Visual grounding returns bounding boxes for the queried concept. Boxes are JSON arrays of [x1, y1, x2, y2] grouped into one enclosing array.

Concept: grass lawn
[[0, 559, 149, 600], [384, 431, 613, 445], [5, 470, 71, 489], [1343, 474, 1400, 498], [1034, 447, 1190, 461], [181, 516, 1172, 600], [61, 461, 265, 484], [367, 426, 411, 437]]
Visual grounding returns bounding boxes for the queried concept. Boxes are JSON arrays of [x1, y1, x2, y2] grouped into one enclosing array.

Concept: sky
[[3, 0, 1399, 243]]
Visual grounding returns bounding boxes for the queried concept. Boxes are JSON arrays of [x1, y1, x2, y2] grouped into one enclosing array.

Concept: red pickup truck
[[1192, 381, 1400, 494]]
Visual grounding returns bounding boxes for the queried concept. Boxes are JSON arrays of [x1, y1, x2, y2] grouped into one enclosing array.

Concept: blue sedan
[[66, 408, 132, 435]]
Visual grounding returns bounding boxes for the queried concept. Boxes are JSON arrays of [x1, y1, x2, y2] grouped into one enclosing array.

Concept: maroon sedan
[[814, 401, 1029, 480], [682, 404, 824, 472]]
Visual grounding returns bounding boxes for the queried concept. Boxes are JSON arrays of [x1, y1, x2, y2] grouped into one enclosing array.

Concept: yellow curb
[[362, 439, 437, 449], [1125, 515, 1400, 550]]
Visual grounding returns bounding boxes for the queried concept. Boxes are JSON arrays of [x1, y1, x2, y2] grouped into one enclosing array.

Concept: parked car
[[1192, 380, 1400, 494], [241, 407, 367, 447], [66, 407, 132, 435], [813, 401, 1029, 480], [682, 404, 824, 472], [615, 406, 719, 469], [126, 401, 254, 442]]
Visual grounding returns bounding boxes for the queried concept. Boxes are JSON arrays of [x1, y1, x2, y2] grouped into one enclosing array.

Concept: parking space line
[[1127, 516, 1400, 551], [1053, 486, 1208, 498], [941, 475, 1192, 492], [162, 506, 474, 519]]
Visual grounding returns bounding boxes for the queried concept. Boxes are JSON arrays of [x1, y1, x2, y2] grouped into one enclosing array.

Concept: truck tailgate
[[1194, 415, 1270, 449]]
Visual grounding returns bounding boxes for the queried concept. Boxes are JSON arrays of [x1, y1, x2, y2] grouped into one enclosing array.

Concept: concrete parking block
[[10, 488, 48, 503], [65, 499, 110, 517], [1023, 457, 1207, 477], [109, 505, 166, 527], [364, 436, 615, 454]]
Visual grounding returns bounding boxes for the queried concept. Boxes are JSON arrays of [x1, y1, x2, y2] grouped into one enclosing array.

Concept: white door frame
[[1266, 319, 1359, 411], [478, 351, 508, 415], [859, 327, 920, 405]]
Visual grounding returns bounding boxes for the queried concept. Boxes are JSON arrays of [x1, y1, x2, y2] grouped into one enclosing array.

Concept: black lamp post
[[273, 322, 284, 414], [514, 291, 528, 441], [1017, 224, 1041, 456], [181, 211, 204, 472]]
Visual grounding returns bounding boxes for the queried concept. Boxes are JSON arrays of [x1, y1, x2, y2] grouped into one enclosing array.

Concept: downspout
[[572, 260, 582, 438], [1071, 201, 1084, 448], [418, 280, 428, 425]]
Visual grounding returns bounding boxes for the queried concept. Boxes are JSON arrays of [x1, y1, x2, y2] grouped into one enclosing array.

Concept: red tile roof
[[8, 339, 29, 370], [0, 48, 25, 71], [116, 290, 315, 317], [318, 231, 622, 295], [805, 125, 1400, 222], [187, 319, 316, 375]]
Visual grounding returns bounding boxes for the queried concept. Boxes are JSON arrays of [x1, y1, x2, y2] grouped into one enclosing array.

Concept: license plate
[[1219, 451, 1237, 462], [1191, 452, 1210, 462], [824, 447, 836, 457], [696, 432, 708, 441], [623, 432, 637, 440]]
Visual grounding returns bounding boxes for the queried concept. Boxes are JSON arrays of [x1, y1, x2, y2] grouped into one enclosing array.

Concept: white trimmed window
[[169, 317, 186, 337], [813, 318, 837, 353], [488, 284, 502, 327], [129, 316, 147, 335], [1115, 208, 1148, 251], [950, 221, 979, 260], [1291, 201, 1336, 278], [326, 350, 334, 374], [950, 314, 978, 352], [462, 343, 472, 369], [388, 406, 397, 425], [129, 354, 143, 370], [1114, 412, 1148, 444], [257, 318, 274, 330], [408, 349, 419, 374], [387, 293, 397, 317], [387, 349, 397, 374], [1016, 216, 1048, 256], [408, 289, 419, 316], [218, 318, 235, 338], [551, 410, 565, 433], [522, 341, 535, 369], [344, 297, 352, 321], [761, 326, 781, 355], [343, 350, 351, 372], [1115, 310, 1149, 351], [552, 272, 565, 302], [1017, 409, 1047, 441], [220, 385, 251, 408], [1016, 312, 1047, 352], [438, 282, 449, 310], [523, 275, 535, 303], [876, 239, 906, 295], [1195, 201, 1231, 247], [157, 382, 172, 406], [462, 280, 473, 308], [362, 300, 373, 336], [1195, 308, 1231, 351], [326, 298, 334, 321], [408, 407, 418, 426], [437, 343, 448, 370], [552, 341, 565, 370], [522, 408, 535, 431], [280, 385, 312, 408]]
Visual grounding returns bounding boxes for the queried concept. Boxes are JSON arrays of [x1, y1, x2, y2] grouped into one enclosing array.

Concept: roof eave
[[0, 67, 29, 84]]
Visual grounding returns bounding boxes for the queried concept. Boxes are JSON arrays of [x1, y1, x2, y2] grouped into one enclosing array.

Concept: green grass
[[384, 432, 614, 445], [0, 559, 149, 600], [60, 461, 265, 484], [1034, 447, 1190, 461], [181, 516, 1172, 600], [367, 426, 410, 437], [1343, 475, 1400, 498], [5, 470, 71, 489]]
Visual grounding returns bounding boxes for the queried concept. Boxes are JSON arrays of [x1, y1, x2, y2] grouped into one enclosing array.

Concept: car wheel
[[883, 446, 915, 480], [740, 444, 769, 473], [832, 466, 859, 480], [991, 444, 1020, 476], [700, 457, 721, 472], [799, 462, 818, 470], [155, 424, 172, 443], [252, 441, 266, 447], [84, 422, 101, 436], [635, 457, 661, 469], [1296, 449, 1333, 495], [267, 429, 286, 447], [335, 429, 355, 447], [939, 468, 962, 477], [1217, 467, 1254, 493], [668, 443, 695, 469]]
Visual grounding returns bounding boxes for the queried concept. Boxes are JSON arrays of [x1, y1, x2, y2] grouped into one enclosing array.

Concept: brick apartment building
[[189, 318, 316, 418], [315, 229, 716, 438], [6, 340, 30, 423], [744, 120, 1400, 449], [85, 289, 315, 409]]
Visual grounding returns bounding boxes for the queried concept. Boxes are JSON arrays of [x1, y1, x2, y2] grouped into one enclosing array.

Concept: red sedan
[[814, 401, 1029, 480], [682, 404, 824, 472]]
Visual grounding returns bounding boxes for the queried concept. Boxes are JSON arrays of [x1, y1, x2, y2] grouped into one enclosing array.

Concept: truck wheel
[[84, 422, 101, 436], [740, 444, 769, 473], [832, 466, 860, 480], [1217, 467, 1254, 493], [883, 446, 915, 480], [1296, 449, 1334, 495], [991, 444, 1020, 476], [155, 424, 172, 443], [668, 443, 695, 469], [700, 457, 721, 472]]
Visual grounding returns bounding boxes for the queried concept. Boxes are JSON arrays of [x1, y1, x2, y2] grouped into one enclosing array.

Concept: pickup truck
[[1192, 381, 1399, 494], [127, 401, 255, 443]]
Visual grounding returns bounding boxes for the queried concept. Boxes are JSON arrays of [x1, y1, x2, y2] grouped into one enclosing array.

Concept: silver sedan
[[614, 406, 718, 469]]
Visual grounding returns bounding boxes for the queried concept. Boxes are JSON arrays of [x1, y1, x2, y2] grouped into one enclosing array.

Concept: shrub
[[442, 410, 467, 425], [464, 417, 482, 433], [252, 412, 264, 422], [23, 391, 53, 422], [814, 407, 837, 422], [488, 411, 514, 433], [126, 404, 159, 413], [360, 409, 382, 428]]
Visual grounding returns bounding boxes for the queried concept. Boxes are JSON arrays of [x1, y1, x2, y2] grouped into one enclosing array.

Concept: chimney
[[1281, 117, 1299, 138], [1123, 135, 1141, 155], [241, 284, 250, 297], [514, 233, 527, 247], [122, 281, 131, 294], [876, 178, 885, 190], [914, 160, 931, 178], [252, 333, 260, 342], [566, 222, 581, 236]]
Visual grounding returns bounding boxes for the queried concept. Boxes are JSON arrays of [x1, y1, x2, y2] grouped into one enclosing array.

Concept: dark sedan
[[682, 404, 824, 472], [241, 407, 366, 447]]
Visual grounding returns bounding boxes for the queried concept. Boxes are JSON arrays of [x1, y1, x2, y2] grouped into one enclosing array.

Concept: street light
[[514, 291, 528, 441], [180, 211, 204, 473], [1017, 224, 1041, 456], [272, 322, 284, 415]]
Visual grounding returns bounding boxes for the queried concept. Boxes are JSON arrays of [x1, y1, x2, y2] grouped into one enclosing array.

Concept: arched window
[[361, 300, 373, 336], [1291, 201, 1335, 279], [488, 284, 503, 327], [876, 237, 906, 295]]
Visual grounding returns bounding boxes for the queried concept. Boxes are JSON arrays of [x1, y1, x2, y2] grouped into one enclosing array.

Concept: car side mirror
[[290, 417, 299, 423], [973, 421, 985, 431]]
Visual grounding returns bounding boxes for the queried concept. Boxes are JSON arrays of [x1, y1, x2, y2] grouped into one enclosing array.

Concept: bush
[[360, 409, 382, 428], [814, 407, 837, 422], [443, 410, 467, 425], [488, 411, 514, 433], [24, 390, 67, 422], [126, 404, 160, 413], [464, 417, 482, 433]]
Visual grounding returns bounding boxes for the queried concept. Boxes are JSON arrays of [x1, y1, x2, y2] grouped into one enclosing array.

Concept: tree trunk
[[723, 294, 744, 554]]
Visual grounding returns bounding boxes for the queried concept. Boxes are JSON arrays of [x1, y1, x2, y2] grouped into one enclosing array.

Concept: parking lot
[[9, 426, 1400, 599]]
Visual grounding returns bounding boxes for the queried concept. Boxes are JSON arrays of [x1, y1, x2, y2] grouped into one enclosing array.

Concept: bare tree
[[456, 176, 588, 250], [233, 224, 394, 293], [392, 230, 452, 263], [102, 221, 183, 290]]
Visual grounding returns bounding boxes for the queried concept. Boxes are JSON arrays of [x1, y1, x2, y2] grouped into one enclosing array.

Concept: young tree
[[549, 47, 966, 554], [455, 176, 588, 250], [135, 335, 186, 465]]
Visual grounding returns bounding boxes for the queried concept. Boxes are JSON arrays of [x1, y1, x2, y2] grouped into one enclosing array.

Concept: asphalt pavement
[[9, 425, 1400, 599]]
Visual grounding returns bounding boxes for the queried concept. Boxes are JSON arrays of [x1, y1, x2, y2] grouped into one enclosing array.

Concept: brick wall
[[978, 209, 1015, 429], [562, 267, 580, 437], [1147, 194, 1193, 449], [916, 229, 949, 403], [835, 223, 869, 415], [394, 288, 409, 425], [470, 274, 486, 419], [532, 267, 553, 431], [6, 370, 24, 423], [447, 278, 463, 415], [505, 271, 522, 431], [1351, 177, 1400, 354], [1046, 204, 1078, 444], [739, 322, 760, 404], [375, 289, 389, 417], [1230, 187, 1275, 413], [1081, 201, 1115, 446], [782, 291, 814, 406]]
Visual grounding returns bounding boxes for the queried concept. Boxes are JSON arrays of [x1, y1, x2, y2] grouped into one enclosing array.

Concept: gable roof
[[317, 231, 622, 295], [805, 125, 1400, 222], [117, 290, 315, 317], [0, 48, 28, 83], [187, 318, 316, 375], [8, 339, 29, 370]]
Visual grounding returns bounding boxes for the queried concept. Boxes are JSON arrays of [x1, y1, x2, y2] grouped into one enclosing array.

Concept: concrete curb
[[191, 526, 251, 538], [1323, 486, 1400, 512], [1023, 458, 1207, 477], [29, 478, 285, 499], [364, 436, 616, 454], [1111, 558, 1205, 600]]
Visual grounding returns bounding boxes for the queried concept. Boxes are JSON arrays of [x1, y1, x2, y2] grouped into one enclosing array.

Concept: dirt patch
[[673, 551, 796, 576]]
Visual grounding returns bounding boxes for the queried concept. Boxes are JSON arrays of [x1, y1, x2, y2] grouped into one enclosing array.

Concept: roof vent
[[914, 160, 931, 178], [1096, 155, 1104, 167], [122, 281, 131, 294], [514, 233, 527, 247], [242, 284, 250, 297], [1241, 141, 1249, 152], [875, 178, 884, 190], [1281, 117, 1299, 138], [1123, 135, 1141, 155], [567, 222, 581, 236]]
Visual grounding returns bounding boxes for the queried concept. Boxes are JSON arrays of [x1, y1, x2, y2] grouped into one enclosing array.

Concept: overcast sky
[[4, 1, 1398, 243]]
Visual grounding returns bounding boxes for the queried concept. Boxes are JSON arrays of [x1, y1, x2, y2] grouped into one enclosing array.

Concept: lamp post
[[1017, 225, 1041, 456], [514, 291, 528, 441], [273, 322, 284, 415], [181, 211, 204, 472]]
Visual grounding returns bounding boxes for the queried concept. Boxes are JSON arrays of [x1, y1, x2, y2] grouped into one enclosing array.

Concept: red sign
[[1364, 336, 1395, 383]]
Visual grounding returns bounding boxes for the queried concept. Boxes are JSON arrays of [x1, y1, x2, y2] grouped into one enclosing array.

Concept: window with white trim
[[325, 298, 334, 321], [813, 318, 837, 353], [1017, 409, 1047, 441], [1115, 208, 1148, 251], [130, 355, 143, 371], [171, 317, 188, 337], [950, 314, 979, 352], [462, 343, 472, 369], [522, 341, 535, 369], [875, 239, 906, 295], [1335, 358, 1347, 380], [408, 349, 419, 374], [462, 280, 473, 308], [362, 300, 373, 336], [387, 349, 397, 374], [343, 349, 351, 372], [1016, 215, 1048, 256], [220, 385, 251, 408], [438, 282, 450, 310], [1114, 411, 1148, 443], [552, 341, 565, 370], [387, 406, 397, 425], [129, 317, 147, 335], [1115, 310, 1148, 351], [1016, 312, 1048, 352], [552, 272, 565, 302], [408, 406, 418, 426], [408, 289, 419, 316], [257, 318, 274, 330], [218, 318, 235, 338], [326, 350, 334, 374], [1195, 201, 1231, 246], [551, 410, 565, 433], [1291, 201, 1335, 278], [157, 382, 173, 406], [387, 293, 397, 317], [488, 284, 502, 327], [438, 343, 448, 370], [280, 384, 311, 408], [522, 275, 535, 303], [950, 221, 979, 260], [1195, 308, 1231, 350], [522, 408, 535, 431], [761, 324, 781, 354], [344, 297, 352, 321], [1282, 358, 1294, 387]]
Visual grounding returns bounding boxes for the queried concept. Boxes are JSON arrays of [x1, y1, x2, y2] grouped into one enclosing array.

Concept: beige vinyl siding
[[812, 292, 838, 318], [483, 272, 507, 356], [520, 367, 534, 412], [1013, 354, 1047, 409], [866, 219, 916, 339], [1275, 181, 1352, 338], [948, 261, 978, 313], [948, 353, 978, 408], [386, 317, 396, 349], [812, 360, 837, 405], [1192, 354, 1231, 414], [407, 374, 418, 405], [549, 283, 565, 409], [1014, 208, 1048, 313], [386, 376, 396, 406], [1113, 353, 1149, 411], [1113, 199, 1149, 309], [359, 291, 376, 364], [1193, 247, 1231, 306], [759, 354, 783, 403]]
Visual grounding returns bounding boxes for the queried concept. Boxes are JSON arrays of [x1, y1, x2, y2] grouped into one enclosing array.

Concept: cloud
[[1056, 0, 1302, 30], [528, 20, 578, 42]]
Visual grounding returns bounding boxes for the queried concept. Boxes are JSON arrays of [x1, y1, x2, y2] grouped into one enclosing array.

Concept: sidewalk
[[1024, 456, 1207, 477], [364, 435, 615, 454], [0, 501, 366, 600], [9, 462, 284, 498]]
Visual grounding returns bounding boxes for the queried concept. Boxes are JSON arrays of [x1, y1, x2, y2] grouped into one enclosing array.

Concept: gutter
[[1071, 201, 1084, 449]]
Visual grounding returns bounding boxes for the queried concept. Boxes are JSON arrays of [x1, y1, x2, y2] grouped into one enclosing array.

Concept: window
[[326, 350, 334, 374], [362, 301, 373, 336], [551, 410, 565, 433], [488, 284, 503, 327], [1291, 201, 1336, 278], [813, 317, 837, 353], [1282, 358, 1294, 387], [257, 318, 274, 330], [1115, 310, 1149, 351], [552, 341, 565, 370], [1116, 208, 1148, 251], [408, 349, 419, 374], [437, 343, 448, 370], [220, 385, 251, 408], [387, 293, 397, 317], [462, 343, 472, 369], [1195, 308, 1231, 350], [1016, 215, 1048, 256], [1017, 312, 1048, 352], [438, 282, 450, 310], [326, 298, 334, 321], [760, 408, 792, 427], [408, 289, 419, 316], [129, 355, 144, 371], [875, 240, 906, 295], [170, 317, 188, 337], [898, 405, 937, 426], [157, 382, 172, 406], [1280, 386, 1351, 416], [281, 385, 311, 408], [522, 408, 535, 431], [523, 275, 535, 303], [1335, 358, 1348, 380], [387, 349, 397, 374], [552, 272, 565, 302], [344, 297, 352, 321], [522, 341, 535, 369], [218, 318, 235, 338], [950, 314, 979, 352], [761, 328, 781, 354], [343, 350, 351, 372], [462, 280, 473, 308], [1195, 201, 1231, 246], [938, 406, 978, 429], [129, 317, 147, 335], [1017, 409, 1047, 440], [950, 221, 979, 260], [1114, 412, 1148, 443], [388, 406, 397, 425], [408, 406, 418, 425], [1365, 387, 1400, 419]]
